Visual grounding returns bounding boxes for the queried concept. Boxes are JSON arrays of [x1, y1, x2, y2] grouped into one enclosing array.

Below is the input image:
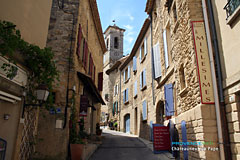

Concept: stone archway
[[156, 100, 164, 125]]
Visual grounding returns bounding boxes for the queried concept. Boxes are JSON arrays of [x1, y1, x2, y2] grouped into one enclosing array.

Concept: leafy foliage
[[0, 20, 59, 108]]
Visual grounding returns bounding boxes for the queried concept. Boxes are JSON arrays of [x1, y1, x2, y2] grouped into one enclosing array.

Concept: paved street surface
[[89, 129, 172, 160]]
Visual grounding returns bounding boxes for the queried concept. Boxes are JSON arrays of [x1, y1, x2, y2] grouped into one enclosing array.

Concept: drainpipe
[[149, 15, 155, 106], [119, 69, 122, 131], [202, 1, 231, 159]]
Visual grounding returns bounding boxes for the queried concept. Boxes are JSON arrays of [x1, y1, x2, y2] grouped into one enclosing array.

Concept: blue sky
[[96, 0, 148, 55]]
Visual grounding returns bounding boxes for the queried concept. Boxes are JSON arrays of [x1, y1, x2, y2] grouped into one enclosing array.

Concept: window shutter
[[153, 43, 162, 79], [77, 24, 83, 58], [128, 65, 130, 79], [164, 83, 174, 116], [123, 71, 126, 82], [112, 103, 115, 116], [181, 120, 189, 159], [126, 88, 129, 102], [140, 72, 142, 89], [123, 91, 125, 103], [143, 69, 146, 86], [116, 84, 118, 95], [114, 85, 116, 96], [139, 48, 142, 62], [144, 37, 147, 56], [133, 56, 137, 71], [98, 72, 103, 91], [116, 102, 118, 113], [142, 100, 147, 120], [163, 30, 169, 68], [134, 81, 137, 96]]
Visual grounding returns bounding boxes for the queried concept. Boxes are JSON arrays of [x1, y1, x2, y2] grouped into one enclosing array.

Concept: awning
[[77, 72, 105, 105]]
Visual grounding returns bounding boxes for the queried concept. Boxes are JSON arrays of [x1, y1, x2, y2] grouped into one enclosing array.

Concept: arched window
[[114, 37, 119, 49]]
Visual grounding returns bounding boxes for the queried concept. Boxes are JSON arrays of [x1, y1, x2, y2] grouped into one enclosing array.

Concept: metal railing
[[224, 0, 240, 19]]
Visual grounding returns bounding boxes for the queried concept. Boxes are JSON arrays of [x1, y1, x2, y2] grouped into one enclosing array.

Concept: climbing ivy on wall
[[0, 20, 59, 108]]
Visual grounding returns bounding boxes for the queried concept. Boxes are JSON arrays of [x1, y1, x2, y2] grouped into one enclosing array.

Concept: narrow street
[[89, 129, 171, 160]]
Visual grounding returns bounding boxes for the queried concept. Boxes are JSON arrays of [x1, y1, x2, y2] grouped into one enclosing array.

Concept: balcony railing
[[224, 0, 240, 19]]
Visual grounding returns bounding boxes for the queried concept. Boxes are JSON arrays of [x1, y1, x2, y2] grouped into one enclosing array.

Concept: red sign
[[153, 124, 171, 153], [80, 95, 88, 116]]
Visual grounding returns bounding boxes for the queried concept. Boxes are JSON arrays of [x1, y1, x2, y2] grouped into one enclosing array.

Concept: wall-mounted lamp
[[22, 85, 49, 118], [3, 114, 10, 120]]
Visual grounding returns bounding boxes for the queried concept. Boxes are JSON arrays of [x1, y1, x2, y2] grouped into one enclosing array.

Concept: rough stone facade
[[35, 0, 106, 159], [147, 0, 220, 159]]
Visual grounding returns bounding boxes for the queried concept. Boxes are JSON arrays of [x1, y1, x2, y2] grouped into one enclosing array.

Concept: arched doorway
[[156, 100, 164, 125], [124, 114, 130, 133]]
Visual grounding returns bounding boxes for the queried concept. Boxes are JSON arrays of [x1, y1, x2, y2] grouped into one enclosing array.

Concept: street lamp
[[22, 85, 49, 117]]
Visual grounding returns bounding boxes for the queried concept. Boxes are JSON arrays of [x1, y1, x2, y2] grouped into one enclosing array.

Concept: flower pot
[[70, 144, 84, 160]]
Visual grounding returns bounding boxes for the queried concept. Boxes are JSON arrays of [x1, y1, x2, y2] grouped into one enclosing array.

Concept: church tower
[[101, 24, 125, 123]]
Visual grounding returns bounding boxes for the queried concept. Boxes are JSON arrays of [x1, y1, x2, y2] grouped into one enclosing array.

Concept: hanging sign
[[153, 124, 171, 154], [79, 95, 88, 116], [192, 21, 214, 104]]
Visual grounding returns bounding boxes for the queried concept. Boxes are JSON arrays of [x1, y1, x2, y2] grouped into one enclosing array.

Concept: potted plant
[[96, 123, 102, 136], [114, 122, 118, 131]]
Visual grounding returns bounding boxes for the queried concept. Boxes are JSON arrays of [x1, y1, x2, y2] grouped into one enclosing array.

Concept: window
[[153, 43, 162, 79], [123, 65, 131, 82], [224, 0, 240, 21], [179, 65, 186, 90], [133, 56, 137, 72], [142, 100, 147, 121], [140, 69, 146, 90], [123, 88, 129, 103], [105, 94, 109, 102], [163, 26, 172, 68], [114, 84, 118, 96], [88, 54, 93, 77], [83, 40, 88, 69], [98, 72, 103, 91], [134, 81, 137, 97], [139, 37, 148, 62], [106, 38, 109, 50], [113, 101, 118, 116], [114, 37, 119, 49]]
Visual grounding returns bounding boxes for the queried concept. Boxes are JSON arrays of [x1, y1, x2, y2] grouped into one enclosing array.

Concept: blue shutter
[[143, 69, 146, 86], [153, 43, 162, 79], [142, 100, 147, 120], [123, 91, 125, 103], [164, 83, 174, 116], [123, 71, 125, 82], [181, 120, 188, 160], [128, 65, 130, 79], [126, 88, 129, 102], [163, 30, 169, 68], [144, 37, 147, 56], [139, 48, 142, 62], [150, 121, 153, 141], [140, 72, 142, 89], [133, 56, 137, 71], [134, 81, 137, 96]]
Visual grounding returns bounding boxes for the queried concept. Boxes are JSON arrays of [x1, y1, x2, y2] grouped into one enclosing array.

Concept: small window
[[123, 88, 129, 103], [114, 37, 119, 49], [134, 81, 138, 97], [140, 69, 146, 90], [163, 25, 172, 68], [106, 38, 109, 50], [123, 65, 131, 83], [105, 94, 109, 102], [114, 84, 118, 96], [179, 65, 186, 90]]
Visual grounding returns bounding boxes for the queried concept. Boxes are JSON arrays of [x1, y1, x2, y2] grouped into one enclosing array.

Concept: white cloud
[[124, 24, 133, 31], [127, 13, 134, 21]]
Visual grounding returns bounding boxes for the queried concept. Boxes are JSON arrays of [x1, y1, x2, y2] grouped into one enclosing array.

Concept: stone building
[[34, 0, 106, 159], [101, 25, 125, 124], [209, 1, 240, 159], [0, 0, 52, 159], [145, 0, 220, 159]]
